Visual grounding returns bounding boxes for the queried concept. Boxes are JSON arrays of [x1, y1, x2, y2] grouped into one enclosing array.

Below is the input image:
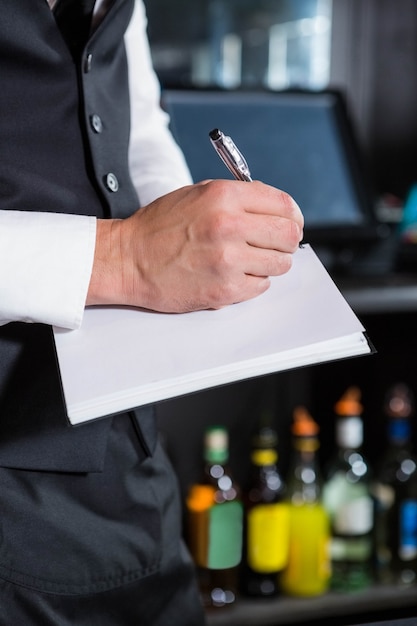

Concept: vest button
[[90, 114, 103, 134], [105, 173, 119, 193], [84, 53, 93, 73]]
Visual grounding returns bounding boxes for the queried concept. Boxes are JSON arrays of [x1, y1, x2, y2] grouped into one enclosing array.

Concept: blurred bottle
[[186, 426, 243, 609], [322, 387, 374, 591], [240, 424, 289, 597], [373, 383, 417, 585], [280, 407, 331, 596]]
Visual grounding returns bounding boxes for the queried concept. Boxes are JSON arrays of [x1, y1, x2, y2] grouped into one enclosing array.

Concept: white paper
[[53, 245, 371, 424]]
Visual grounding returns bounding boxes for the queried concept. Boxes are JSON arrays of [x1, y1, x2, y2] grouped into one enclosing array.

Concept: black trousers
[[0, 415, 206, 625]]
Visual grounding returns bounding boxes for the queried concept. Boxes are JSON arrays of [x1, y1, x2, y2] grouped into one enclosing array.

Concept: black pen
[[209, 128, 252, 182]]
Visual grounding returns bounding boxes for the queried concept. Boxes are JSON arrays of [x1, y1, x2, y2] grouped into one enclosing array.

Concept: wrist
[[86, 218, 126, 306]]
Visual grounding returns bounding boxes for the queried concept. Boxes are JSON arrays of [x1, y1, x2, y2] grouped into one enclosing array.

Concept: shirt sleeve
[[0, 1, 191, 330], [125, 0, 193, 206], [0, 211, 96, 329]]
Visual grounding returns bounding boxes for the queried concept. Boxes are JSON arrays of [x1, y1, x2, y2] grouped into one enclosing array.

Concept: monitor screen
[[162, 89, 378, 246]]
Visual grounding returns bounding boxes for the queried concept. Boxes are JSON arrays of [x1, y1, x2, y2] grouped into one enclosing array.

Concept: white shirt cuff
[[0, 211, 96, 329]]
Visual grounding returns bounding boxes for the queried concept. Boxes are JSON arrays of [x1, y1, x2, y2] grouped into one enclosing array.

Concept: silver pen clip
[[209, 128, 252, 182]]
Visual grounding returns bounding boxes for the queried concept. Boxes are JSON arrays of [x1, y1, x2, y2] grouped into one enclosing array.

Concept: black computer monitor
[[162, 89, 379, 248]]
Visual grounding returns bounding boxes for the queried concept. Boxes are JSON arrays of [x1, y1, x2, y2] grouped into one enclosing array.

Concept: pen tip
[[209, 128, 221, 140]]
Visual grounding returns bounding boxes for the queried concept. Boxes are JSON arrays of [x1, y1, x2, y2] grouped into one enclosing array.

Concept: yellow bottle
[[240, 426, 290, 597], [280, 407, 331, 596]]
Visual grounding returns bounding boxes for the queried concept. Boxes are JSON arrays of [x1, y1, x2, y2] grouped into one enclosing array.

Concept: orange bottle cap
[[292, 406, 319, 436], [334, 386, 363, 416]]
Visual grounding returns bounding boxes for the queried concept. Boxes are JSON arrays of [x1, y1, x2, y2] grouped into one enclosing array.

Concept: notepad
[[53, 245, 372, 425]]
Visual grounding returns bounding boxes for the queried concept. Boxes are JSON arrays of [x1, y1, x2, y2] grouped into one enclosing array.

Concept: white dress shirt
[[0, 0, 192, 329]]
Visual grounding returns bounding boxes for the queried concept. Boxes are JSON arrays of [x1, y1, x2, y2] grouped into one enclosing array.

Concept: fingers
[[209, 276, 272, 310], [243, 211, 302, 253], [202, 234, 294, 283], [191, 180, 303, 273], [244, 248, 294, 278], [241, 180, 303, 228], [98, 179, 305, 313], [202, 179, 304, 246]]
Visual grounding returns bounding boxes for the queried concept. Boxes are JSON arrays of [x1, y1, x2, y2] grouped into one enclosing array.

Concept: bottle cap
[[292, 406, 319, 437], [334, 386, 363, 416], [384, 383, 414, 418], [292, 407, 320, 451], [252, 426, 278, 449], [204, 426, 228, 464]]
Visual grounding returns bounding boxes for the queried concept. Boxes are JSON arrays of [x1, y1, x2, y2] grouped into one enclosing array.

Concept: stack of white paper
[[53, 245, 372, 425]]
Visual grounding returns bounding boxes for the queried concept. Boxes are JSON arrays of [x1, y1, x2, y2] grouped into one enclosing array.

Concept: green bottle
[[186, 426, 243, 609]]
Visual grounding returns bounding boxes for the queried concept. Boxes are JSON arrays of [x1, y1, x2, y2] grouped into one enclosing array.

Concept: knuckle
[[210, 242, 235, 274], [271, 215, 302, 251], [207, 280, 236, 308], [205, 179, 234, 207], [278, 190, 304, 225], [207, 210, 239, 243]]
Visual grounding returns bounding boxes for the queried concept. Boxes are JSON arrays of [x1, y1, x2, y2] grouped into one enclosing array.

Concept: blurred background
[[140, 2, 417, 624], [144, 0, 417, 201]]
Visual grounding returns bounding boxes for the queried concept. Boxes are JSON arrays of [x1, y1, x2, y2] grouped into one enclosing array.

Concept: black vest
[[0, 0, 156, 472]]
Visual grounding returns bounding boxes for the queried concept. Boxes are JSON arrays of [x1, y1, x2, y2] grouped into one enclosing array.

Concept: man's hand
[[87, 179, 303, 313]]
